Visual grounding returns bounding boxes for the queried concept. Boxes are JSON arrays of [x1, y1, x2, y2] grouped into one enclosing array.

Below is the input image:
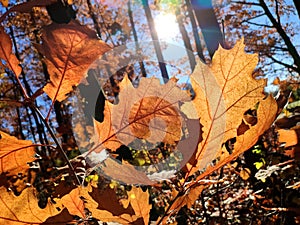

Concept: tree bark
[[128, 0, 147, 77], [142, 0, 169, 81], [185, 0, 205, 61], [176, 8, 196, 71], [293, 0, 300, 20], [190, 0, 224, 58]]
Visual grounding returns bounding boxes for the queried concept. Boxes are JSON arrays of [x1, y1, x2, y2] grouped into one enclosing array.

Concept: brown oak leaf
[[37, 20, 111, 102], [62, 186, 138, 224], [0, 27, 22, 76], [92, 75, 190, 152]]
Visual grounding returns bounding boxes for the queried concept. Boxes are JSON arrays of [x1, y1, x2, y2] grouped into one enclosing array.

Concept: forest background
[[0, 0, 300, 224]]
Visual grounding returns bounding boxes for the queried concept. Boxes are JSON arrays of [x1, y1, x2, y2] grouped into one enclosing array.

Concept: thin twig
[[32, 104, 81, 185]]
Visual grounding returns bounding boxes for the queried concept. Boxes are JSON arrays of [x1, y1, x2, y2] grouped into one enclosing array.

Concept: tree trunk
[[176, 7, 196, 71], [293, 0, 300, 20], [128, 0, 147, 77], [190, 0, 224, 58], [142, 0, 169, 81], [185, 0, 205, 61]]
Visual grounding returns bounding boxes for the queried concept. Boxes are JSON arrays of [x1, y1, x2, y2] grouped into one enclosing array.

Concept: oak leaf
[[184, 39, 277, 175], [63, 186, 138, 224], [126, 186, 152, 225], [0, 131, 35, 176], [100, 157, 155, 185], [0, 186, 61, 225], [61, 188, 85, 218], [278, 129, 299, 147], [0, 0, 8, 7], [0, 27, 22, 76], [37, 20, 111, 101], [93, 75, 190, 152]]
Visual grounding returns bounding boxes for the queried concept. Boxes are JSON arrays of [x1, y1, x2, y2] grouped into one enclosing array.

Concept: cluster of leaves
[[0, 0, 299, 224]]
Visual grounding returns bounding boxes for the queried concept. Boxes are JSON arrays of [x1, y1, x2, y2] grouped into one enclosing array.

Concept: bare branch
[[259, 0, 300, 73], [266, 54, 299, 72], [241, 20, 274, 28], [232, 1, 261, 6]]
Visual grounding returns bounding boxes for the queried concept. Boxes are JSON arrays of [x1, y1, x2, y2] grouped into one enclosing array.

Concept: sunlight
[[154, 13, 179, 40]]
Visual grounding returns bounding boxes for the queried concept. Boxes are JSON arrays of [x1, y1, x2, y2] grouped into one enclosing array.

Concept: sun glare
[[154, 13, 179, 40]]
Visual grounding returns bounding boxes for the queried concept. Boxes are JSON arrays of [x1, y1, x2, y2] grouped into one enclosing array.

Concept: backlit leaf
[[93, 75, 190, 151], [126, 186, 151, 225], [0, 131, 35, 176], [61, 188, 85, 218], [0, 0, 8, 7], [0, 187, 61, 225], [37, 20, 111, 101], [0, 0, 58, 23], [185, 39, 277, 175], [0, 27, 22, 77], [63, 186, 138, 224]]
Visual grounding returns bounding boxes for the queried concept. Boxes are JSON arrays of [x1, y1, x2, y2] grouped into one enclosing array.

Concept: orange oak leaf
[[0, 131, 35, 176], [278, 129, 299, 147], [0, 186, 62, 225], [92, 75, 190, 152], [184, 39, 277, 175], [63, 186, 138, 224], [0, 0, 8, 7], [61, 188, 85, 218], [37, 20, 111, 102], [126, 186, 152, 225], [0, 26, 22, 76]]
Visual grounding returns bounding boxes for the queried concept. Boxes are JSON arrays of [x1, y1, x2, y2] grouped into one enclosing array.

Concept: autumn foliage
[[0, 0, 299, 224]]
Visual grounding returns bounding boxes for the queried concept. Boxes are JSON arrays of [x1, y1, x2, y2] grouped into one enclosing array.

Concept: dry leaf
[[0, 0, 8, 7], [0, 131, 35, 176], [0, 0, 58, 23], [93, 75, 190, 151], [61, 188, 85, 218], [100, 157, 155, 185], [63, 186, 138, 224], [126, 186, 152, 225], [37, 20, 111, 101], [191, 95, 277, 186], [278, 129, 299, 147], [184, 39, 277, 174], [164, 185, 205, 220], [0, 186, 62, 225], [240, 168, 251, 180], [0, 27, 22, 76]]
